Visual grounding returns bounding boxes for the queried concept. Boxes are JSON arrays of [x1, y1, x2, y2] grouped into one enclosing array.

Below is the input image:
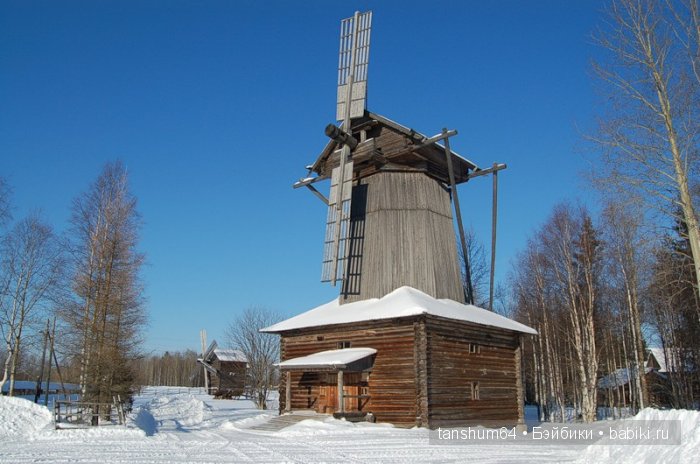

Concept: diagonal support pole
[[442, 128, 474, 305], [489, 164, 499, 311]]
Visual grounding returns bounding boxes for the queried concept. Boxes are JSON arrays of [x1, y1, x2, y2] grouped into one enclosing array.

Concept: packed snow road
[[1, 386, 697, 463]]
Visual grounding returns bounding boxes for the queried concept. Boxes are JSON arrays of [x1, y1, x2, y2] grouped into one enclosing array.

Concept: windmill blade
[[202, 340, 218, 362], [197, 359, 218, 375], [322, 11, 372, 287], [199, 329, 212, 393], [336, 11, 372, 121], [322, 160, 353, 283]]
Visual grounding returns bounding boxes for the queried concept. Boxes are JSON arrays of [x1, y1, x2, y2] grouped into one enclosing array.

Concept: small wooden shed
[[201, 348, 247, 397], [262, 286, 536, 428]]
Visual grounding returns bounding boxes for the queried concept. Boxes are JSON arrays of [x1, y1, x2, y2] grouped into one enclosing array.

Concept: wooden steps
[[245, 411, 329, 432]]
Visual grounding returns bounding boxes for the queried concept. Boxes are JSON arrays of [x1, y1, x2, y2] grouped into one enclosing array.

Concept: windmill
[[295, 11, 506, 308], [197, 329, 217, 394]]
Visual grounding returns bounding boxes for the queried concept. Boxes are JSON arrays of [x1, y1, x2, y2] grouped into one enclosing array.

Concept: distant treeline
[[135, 350, 204, 387]]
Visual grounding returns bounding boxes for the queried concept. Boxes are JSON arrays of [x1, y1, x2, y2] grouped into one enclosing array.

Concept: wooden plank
[[341, 171, 464, 303]]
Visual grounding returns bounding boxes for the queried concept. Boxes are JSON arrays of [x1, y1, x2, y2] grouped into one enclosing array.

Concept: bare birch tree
[[592, 0, 700, 305], [513, 204, 601, 422], [0, 178, 11, 228], [513, 241, 567, 422], [647, 215, 700, 408], [225, 307, 280, 409], [600, 201, 649, 410], [0, 214, 65, 395]]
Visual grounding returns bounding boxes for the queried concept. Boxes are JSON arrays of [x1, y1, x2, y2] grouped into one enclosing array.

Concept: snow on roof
[[262, 286, 537, 335], [277, 348, 377, 370], [214, 349, 247, 363], [647, 347, 677, 373], [597, 367, 654, 389]]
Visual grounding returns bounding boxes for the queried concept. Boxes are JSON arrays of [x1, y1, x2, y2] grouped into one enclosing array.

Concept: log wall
[[278, 316, 525, 428], [425, 316, 521, 427]]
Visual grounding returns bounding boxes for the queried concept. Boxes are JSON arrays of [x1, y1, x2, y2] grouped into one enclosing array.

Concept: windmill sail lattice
[[321, 162, 353, 282], [336, 11, 372, 121], [323, 11, 372, 285]]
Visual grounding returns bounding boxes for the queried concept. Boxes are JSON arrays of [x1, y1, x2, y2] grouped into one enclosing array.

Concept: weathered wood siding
[[342, 171, 465, 304], [425, 316, 521, 427], [212, 360, 246, 395], [279, 320, 419, 427], [320, 120, 474, 184]]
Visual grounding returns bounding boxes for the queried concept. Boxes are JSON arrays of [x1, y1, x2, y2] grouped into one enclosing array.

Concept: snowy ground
[[1, 387, 698, 463]]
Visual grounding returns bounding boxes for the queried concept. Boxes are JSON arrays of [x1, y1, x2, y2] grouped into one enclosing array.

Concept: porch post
[[285, 371, 291, 413], [337, 369, 344, 414]]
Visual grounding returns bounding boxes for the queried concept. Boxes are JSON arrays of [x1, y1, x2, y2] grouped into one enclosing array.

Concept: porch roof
[[277, 348, 377, 370]]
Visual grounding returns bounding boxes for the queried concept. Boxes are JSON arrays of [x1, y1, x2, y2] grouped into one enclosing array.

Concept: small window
[[317, 336, 325, 341], [337, 341, 352, 349], [469, 343, 481, 354], [471, 381, 480, 400]]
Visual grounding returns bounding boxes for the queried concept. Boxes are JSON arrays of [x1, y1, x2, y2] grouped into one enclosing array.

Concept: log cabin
[[263, 286, 536, 428]]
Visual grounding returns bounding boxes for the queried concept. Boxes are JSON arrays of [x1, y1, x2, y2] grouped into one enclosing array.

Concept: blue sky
[[1, 1, 603, 354]]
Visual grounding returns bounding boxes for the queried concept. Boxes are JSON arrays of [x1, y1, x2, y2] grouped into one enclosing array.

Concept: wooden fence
[[54, 398, 126, 429]]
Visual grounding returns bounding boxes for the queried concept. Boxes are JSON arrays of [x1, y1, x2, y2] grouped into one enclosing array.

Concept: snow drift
[[577, 408, 700, 464], [131, 393, 206, 435], [0, 396, 53, 437]]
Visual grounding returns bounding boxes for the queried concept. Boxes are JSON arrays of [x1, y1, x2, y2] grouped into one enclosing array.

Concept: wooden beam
[[285, 371, 291, 412], [305, 184, 329, 205], [384, 129, 457, 160], [467, 163, 507, 180], [337, 369, 344, 414], [292, 175, 327, 189]]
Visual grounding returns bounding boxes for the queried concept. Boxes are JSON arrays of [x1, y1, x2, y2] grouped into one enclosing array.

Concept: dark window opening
[[471, 381, 480, 400]]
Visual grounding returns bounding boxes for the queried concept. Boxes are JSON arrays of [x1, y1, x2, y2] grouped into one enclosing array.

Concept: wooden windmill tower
[[295, 11, 505, 306], [265, 12, 533, 429]]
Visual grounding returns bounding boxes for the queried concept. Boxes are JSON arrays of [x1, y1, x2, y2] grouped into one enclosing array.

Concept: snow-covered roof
[[277, 348, 377, 370], [647, 347, 679, 373], [262, 286, 537, 335], [597, 367, 654, 389], [214, 349, 247, 363]]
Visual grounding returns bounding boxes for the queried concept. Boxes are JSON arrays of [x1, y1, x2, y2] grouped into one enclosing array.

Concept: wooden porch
[[278, 347, 375, 419]]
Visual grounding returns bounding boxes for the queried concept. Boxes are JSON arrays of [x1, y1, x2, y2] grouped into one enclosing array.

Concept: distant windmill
[[197, 329, 217, 394], [295, 10, 506, 308]]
